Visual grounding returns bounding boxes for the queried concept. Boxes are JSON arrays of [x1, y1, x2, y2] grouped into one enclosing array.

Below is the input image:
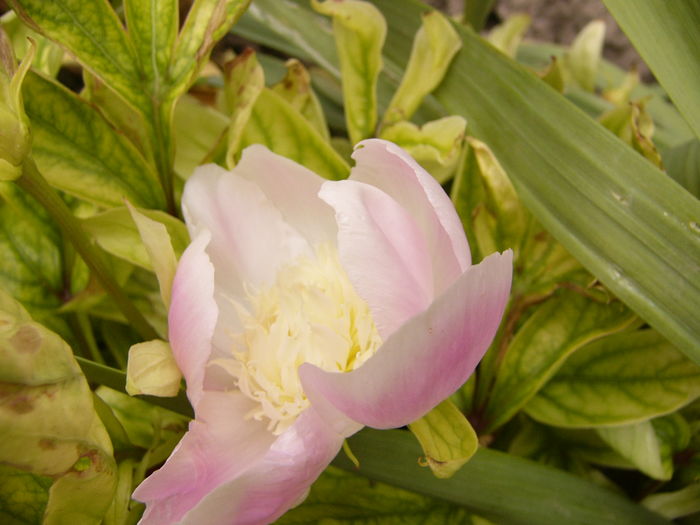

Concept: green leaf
[[240, 87, 350, 179], [333, 429, 670, 525], [127, 203, 183, 307], [382, 9, 461, 126], [0, 183, 66, 325], [0, 291, 116, 523], [379, 116, 465, 182], [169, 0, 252, 98], [312, 0, 386, 144], [82, 207, 188, 273], [23, 71, 164, 208], [408, 399, 478, 479], [9, 0, 144, 109], [643, 483, 700, 520], [484, 290, 638, 433], [525, 330, 700, 427], [598, 99, 662, 168], [173, 94, 228, 179], [278, 466, 471, 524], [562, 20, 605, 92], [596, 421, 672, 480], [222, 48, 265, 168], [664, 139, 700, 199], [0, 464, 52, 524], [602, 0, 700, 141], [0, 11, 63, 77], [123, 0, 178, 86], [487, 14, 531, 59], [271, 58, 330, 140]]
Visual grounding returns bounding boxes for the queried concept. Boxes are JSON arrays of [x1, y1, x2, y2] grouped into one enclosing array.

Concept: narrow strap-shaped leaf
[[603, 0, 700, 141], [333, 429, 670, 525], [370, 0, 700, 362]]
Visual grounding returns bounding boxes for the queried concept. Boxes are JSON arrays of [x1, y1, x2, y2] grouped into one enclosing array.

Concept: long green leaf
[[333, 429, 669, 525], [603, 0, 700, 141], [367, 0, 700, 362]]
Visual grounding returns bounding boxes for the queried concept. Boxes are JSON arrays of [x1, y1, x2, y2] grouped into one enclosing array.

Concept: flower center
[[223, 244, 381, 435]]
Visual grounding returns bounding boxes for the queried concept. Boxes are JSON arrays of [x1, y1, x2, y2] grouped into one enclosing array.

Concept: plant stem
[[16, 158, 159, 341], [462, 0, 496, 31]]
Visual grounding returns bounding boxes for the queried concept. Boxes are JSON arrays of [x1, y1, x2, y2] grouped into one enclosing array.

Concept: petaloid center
[[222, 244, 382, 435]]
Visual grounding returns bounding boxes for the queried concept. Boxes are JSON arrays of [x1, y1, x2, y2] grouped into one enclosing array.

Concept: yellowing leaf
[[408, 399, 478, 479]]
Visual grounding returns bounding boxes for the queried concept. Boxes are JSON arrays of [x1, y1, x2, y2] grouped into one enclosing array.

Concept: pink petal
[[351, 139, 470, 294], [133, 391, 274, 525], [234, 145, 337, 247], [182, 163, 312, 300], [299, 250, 513, 429], [168, 231, 217, 406], [177, 407, 344, 525], [319, 179, 434, 339]]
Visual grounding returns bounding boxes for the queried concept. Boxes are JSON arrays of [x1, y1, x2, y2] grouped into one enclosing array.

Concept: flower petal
[[133, 391, 274, 525], [234, 144, 337, 247], [178, 407, 344, 525], [168, 231, 217, 406], [351, 139, 470, 293], [299, 250, 513, 429], [182, 163, 312, 299], [319, 179, 433, 339]]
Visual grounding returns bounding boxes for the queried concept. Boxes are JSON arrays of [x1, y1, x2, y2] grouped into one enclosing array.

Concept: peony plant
[[134, 139, 512, 523]]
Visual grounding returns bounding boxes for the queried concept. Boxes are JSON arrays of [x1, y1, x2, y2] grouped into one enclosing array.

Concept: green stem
[[16, 158, 159, 341], [150, 103, 177, 216]]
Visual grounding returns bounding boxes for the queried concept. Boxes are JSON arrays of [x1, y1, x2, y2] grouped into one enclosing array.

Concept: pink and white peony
[[133, 139, 513, 524]]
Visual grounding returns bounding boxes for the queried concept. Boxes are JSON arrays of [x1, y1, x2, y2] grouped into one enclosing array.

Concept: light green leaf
[[9, 0, 144, 109], [173, 94, 228, 179], [126, 339, 182, 397], [82, 207, 188, 273], [379, 116, 465, 183], [664, 139, 700, 199], [383, 9, 461, 126], [240, 87, 349, 179], [484, 290, 637, 433], [563, 20, 605, 92], [538, 56, 565, 93], [23, 71, 164, 208], [223, 48, 265, 169], [487, 14, 531, 59], [0, 11, 63, 77], [124, 0, 177, 86], [408, 399, 478, 479], [643, 483, 700, 520], [271, 58, 330, 140], [312, 0, 386, 144], [127, 203, 182, 307], [278, 466, 470, 524], [597, 421, 672, 480], [525, 330, 700, 427], [602, 0, 700, 141], [169, 0, 252, 98], [0, 290, 116, 524], [598, 99, 662, 168], [333, 429, 670, 525]]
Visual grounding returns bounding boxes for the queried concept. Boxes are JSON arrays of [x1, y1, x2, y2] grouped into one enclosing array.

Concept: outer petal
[[300, 250, 513, 429], [178, 407, 344, 525], [319, 179, 433, 339], [182, 163, 312, 299], [168, 231, 217, 406], [351, 139, 470, 294], [235, 145, 337, 247], [134, 391, 274, 525]]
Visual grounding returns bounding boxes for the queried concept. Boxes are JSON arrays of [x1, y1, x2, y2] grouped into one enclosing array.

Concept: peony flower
[[133, 139, 512, 524]]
